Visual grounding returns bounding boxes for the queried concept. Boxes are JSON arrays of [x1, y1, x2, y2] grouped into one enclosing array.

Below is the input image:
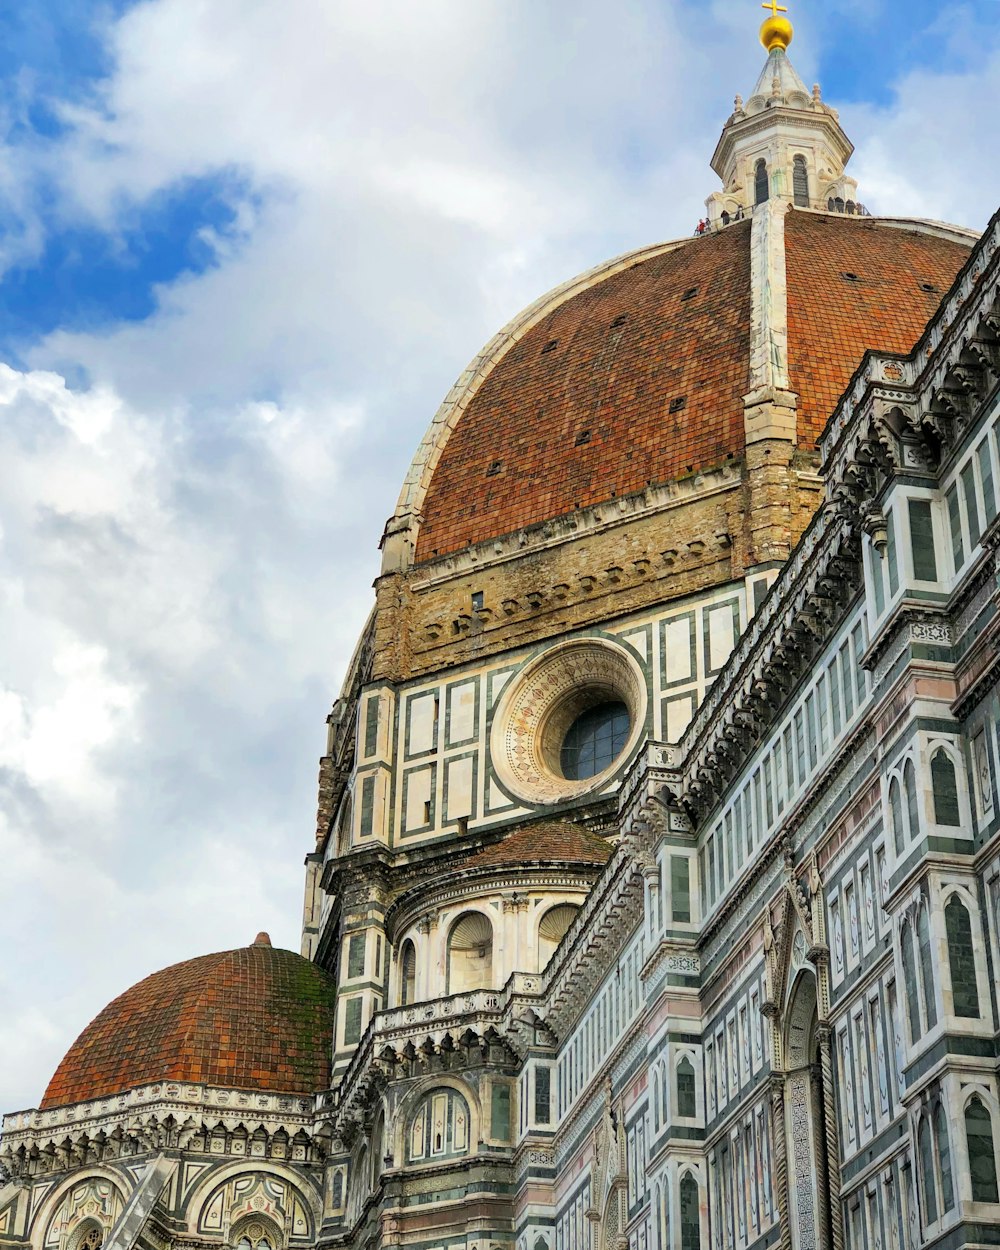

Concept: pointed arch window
[[932, 749, 961, 825], [918, 1114, 939, 1225], [793, 155, 809, 206], [945, 894, 980, 1018], [231, 1218, 280, 1250], [900, 917, 921, 1042], [935, 1102, 955, 1213], [680, 1173, 702, 1250], [754, 159, 769, 206], [917, 902, 938, 1030], [889, 777, 904, 856], [652, 1068, 661, 1132], [657, 1177, 670, 1250], [71, 1228, 104, 1250], [677, 1056, 697, 1118], [904, 759, 920, 842], [400, 939, 416, 1006], [966, 1096, 999, 1203]]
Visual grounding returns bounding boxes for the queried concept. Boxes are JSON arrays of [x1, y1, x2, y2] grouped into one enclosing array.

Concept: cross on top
[[761, 0, 788, 14]]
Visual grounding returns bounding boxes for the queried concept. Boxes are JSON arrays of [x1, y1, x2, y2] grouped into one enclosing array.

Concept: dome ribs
[[39, 946, 336, 1110], [415, 222, 753, 562], [785, 213, 972, 448]]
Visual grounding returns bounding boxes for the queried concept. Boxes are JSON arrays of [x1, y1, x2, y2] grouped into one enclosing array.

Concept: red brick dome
[[40, 943, 336, 1110], [411, 213, 972, 563]]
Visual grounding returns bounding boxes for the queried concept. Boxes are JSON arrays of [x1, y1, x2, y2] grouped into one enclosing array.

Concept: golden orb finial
[[760, 0, 793, 51]]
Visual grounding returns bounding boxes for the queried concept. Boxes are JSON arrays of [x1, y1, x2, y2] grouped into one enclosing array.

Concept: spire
[[705, 6, 861, 225]]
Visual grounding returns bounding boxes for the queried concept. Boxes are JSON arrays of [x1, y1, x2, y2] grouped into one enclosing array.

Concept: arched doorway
[[784, 970, 833, 1250]]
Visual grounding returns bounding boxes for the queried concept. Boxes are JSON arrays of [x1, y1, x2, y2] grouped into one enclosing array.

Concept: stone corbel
[[859, 499, 887, 552]]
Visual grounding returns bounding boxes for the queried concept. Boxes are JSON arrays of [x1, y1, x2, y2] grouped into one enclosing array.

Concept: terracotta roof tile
[[415, 213, 973, 562], [40, 944, 336, 1110], [416, 224, 753, 561], [785, 212, 971, 445], [463, 821, 613, 870]]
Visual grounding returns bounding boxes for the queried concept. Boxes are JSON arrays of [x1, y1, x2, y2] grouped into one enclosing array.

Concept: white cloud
[[0, 0, 998, 1115]]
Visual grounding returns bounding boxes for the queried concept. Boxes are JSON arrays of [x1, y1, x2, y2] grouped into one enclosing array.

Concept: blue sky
[[0, 0, 993, 359], [0, 0, 997, 1116]]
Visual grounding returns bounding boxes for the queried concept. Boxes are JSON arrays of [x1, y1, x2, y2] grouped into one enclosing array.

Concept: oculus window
[[560, 701, 630, 780]]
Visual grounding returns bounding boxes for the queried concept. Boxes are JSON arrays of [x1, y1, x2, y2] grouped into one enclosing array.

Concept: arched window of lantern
[[945, 892, 980, 1018], [792, 155, 809, 206], [446, 911, 493, 994], [834, 196, 845, 213], [966, 1094, 1000, 1203], [537, 904, 579, 970], [679, 1171, 701, 1249], [889, 776, 904, 856], [407, 1087, 472, 1163], [918, 1113, 939, 1225], [754, 159, 769, 205], [931, 748, 962, 826], [399, 939, 416, 1006], [904, 759, 920, 842], [677, 1055, 697, 1118]]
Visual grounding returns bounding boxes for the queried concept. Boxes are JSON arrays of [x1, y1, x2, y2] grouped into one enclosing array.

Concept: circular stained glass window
[[560, 701, 631, 781]]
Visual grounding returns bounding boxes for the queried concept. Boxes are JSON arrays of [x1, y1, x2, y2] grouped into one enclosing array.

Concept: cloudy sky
[[0, 0, 998, 1115]]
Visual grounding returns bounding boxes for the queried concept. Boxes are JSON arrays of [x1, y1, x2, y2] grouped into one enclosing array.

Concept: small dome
[[40, 944, 336, 1110]]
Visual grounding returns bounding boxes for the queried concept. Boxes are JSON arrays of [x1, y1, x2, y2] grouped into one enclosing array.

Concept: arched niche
[[537, 903, 579, 969], [446, 911, 494, 993]]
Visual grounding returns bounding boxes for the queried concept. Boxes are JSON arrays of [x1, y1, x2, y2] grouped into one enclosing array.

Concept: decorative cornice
[[1, 1082, 321, 1182], [407, 463, 742, 589]]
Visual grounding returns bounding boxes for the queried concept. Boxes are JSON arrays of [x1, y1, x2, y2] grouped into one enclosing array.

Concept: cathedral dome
[[404, 212, 972, 564], [40, 939, 336, 1110]]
